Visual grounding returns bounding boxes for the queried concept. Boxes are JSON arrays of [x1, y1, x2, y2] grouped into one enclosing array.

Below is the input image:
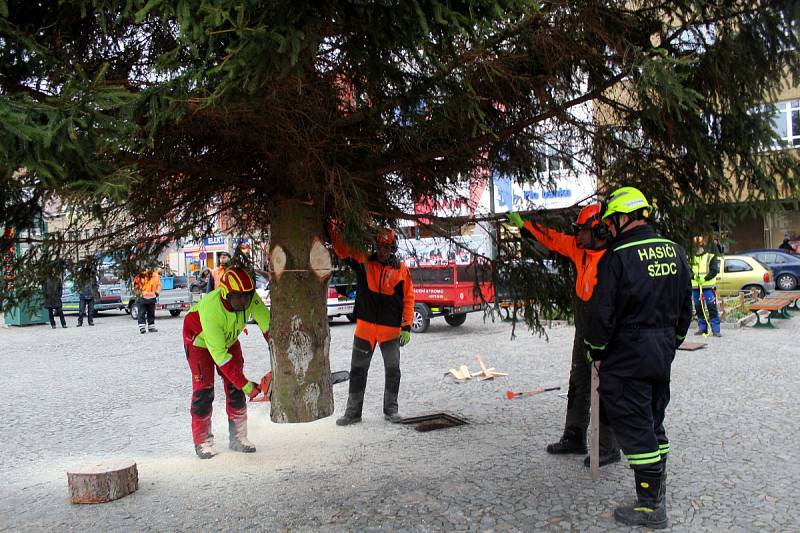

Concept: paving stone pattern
[[0, 309, 798, 532]]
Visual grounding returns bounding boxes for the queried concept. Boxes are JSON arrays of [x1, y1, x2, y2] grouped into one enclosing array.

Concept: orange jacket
[[134, 272, 162, 300], [522, 221, 605, 302], [329, 224, 415, 346], [211, 266, 226, 289]]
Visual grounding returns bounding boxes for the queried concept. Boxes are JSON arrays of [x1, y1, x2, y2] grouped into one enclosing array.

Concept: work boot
[[583, 448, 622, 468], [195, 439, 219, 460], [693, 329, 706, 336], [712, 332, 722, 337], [228, 419, 256, 453], [336, 414, 363, 426], [658, 457, 668, 503], [337, 392, 364, 426], [384, 412, 403, 424], [546, 427, 587, 455], [613, 470, 668, 529]]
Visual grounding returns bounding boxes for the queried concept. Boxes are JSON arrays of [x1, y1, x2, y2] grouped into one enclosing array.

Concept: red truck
[[408, 262, 494, 332], [399, 236, 494, 333]]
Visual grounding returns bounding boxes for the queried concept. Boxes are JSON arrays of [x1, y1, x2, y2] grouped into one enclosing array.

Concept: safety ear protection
[[591, 219, 610, 241]]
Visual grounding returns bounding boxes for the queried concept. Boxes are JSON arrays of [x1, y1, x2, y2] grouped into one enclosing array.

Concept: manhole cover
[[401, 413, 468, 432]]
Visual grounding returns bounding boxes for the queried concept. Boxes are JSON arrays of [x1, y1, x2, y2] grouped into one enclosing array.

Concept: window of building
[[768, 100, 800, 147]]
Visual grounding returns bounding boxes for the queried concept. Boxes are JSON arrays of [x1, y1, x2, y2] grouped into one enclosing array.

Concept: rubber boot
[[546, 426, 587, 454], [228, 418, 256, 453], [336, 392, 364, 426], [613, 469, 668, 529]]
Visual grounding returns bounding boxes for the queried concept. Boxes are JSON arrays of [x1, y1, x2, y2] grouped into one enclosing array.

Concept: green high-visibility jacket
[[188, 288, 271, 368], [691, 252, 719, 289]]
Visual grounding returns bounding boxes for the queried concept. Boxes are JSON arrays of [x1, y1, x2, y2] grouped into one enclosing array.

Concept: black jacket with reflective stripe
[[584, 225, 693, 374]]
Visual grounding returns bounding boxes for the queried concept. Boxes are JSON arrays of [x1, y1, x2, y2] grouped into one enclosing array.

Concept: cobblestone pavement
[[1, 308, 798, 532]]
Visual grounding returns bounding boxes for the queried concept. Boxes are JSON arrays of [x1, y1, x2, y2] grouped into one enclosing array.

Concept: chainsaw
[[250, 370, 351, 402]]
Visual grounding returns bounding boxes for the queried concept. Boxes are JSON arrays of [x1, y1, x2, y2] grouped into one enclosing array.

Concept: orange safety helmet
[[219, 267, 255, 298], [574, 203, 603, 229], [376, 228, 397, 247]]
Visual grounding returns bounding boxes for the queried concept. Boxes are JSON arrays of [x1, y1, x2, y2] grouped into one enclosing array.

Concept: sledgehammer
[[505, 387, 560, 399]]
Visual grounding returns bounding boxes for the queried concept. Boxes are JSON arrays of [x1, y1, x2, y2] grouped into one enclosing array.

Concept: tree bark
[[268, 199, 334, 422]]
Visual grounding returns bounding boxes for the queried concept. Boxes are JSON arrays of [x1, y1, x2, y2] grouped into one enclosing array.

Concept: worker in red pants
[[182, 267, 271, 459]]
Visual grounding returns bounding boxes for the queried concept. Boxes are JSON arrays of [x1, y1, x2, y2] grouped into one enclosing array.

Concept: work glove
[[506, 211, 524, 229], [399, 330, 411, 347], [704, 273, 716, 281], [243, 381, 261, 400]]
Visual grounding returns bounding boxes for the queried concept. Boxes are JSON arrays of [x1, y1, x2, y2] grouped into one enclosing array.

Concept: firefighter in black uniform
[[584, 187, 693, 529]]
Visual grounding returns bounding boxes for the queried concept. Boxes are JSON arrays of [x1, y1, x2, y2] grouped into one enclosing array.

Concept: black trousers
[[78, 297, 94, 324], [345, 336, 401, 416], [137, 298, 156, 327], [565, 328, 617, 449], [47, 307, 66, 327], [599, 372, 669, 473]]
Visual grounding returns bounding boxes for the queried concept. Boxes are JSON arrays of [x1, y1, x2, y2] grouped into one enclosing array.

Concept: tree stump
[[67, 459, 138, 504]]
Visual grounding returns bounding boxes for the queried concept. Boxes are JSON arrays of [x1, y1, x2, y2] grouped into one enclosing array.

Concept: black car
[[739, 249, 800, 290]]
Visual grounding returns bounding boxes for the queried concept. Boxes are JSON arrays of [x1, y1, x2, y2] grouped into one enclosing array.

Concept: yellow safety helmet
[[602, 186, 652, 220]]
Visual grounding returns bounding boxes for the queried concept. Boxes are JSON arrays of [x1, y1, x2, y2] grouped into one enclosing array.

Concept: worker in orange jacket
[[507, 204, 620, 467], [328, 222, 415, 425], [133, 266, 162, 334], [206, 250, 231, 293]]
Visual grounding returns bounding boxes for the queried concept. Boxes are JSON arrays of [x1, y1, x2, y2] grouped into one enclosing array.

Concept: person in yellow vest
[[690, 237, 721, 337], [133, 266, 162, 334]]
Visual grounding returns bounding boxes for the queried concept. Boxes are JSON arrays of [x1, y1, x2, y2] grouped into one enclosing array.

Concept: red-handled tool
[[505, 386, 560, 400]]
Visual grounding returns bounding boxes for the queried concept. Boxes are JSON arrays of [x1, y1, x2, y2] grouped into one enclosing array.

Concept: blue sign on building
[[204, 236, 226, 246]]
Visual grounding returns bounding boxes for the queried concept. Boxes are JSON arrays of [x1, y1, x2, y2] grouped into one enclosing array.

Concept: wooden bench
[[777, 291, 800, 311], [748, 298, 793, 328]]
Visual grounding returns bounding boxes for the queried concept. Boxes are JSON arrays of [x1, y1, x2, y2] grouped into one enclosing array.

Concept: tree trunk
[[268, 199, 334, 422]]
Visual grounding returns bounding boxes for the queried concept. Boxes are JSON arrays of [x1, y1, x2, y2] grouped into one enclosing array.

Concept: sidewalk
[[0, 311, 797, 531]]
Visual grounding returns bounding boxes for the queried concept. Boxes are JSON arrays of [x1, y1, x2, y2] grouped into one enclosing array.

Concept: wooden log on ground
[[67, 459, 138, 504]]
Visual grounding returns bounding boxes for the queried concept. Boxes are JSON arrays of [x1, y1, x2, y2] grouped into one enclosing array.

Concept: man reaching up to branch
[[506, 203, 620, 468], [328, 222, 415, 426]]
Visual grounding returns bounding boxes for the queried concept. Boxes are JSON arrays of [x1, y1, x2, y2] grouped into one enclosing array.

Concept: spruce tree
[[2, 1, 797, 421]]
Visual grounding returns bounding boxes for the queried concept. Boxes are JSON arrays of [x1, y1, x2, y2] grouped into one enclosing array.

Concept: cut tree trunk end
[[268, 199, 334, 423], [67, 459, 138, 504]]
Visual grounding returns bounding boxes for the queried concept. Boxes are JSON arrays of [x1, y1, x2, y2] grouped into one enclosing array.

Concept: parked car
[[739, 249, 800, 291], [250, 273, 356, 323], [61, 280, 126, 315], [714, 255, 775, 298]]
